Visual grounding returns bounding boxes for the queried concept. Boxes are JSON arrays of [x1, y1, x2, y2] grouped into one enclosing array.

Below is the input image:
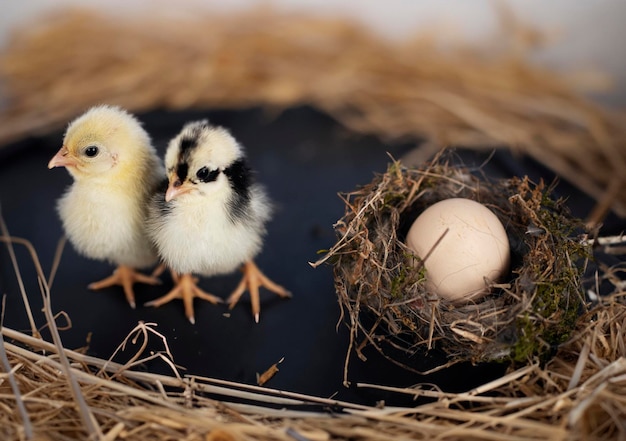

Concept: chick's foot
[[145, 272, 222, 324], [227, 260, 291, 323], [88, 265, 162, 309]]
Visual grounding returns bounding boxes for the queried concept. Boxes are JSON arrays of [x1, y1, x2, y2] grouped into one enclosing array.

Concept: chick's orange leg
[[88, 265, 161, 309], [145, 272, 222, 324], [151, 263, 167, 278], [227, 260, 291, 323]]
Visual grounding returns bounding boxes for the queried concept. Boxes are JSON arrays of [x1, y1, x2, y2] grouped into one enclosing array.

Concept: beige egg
[[405, 198, 510, 303]]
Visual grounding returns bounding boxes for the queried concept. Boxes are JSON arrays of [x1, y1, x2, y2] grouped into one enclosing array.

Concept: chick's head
[[49, 105, 157, 186], [164, 120, 246, 202]]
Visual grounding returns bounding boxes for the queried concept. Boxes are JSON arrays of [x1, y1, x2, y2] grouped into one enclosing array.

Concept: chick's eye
[[196, 166, 219, 183], [196, 167, 209, 180], [84, 146, 99, 158]]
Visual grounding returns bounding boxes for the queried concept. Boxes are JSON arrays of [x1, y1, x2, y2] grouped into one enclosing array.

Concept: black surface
[[1, 106, 622, 407]]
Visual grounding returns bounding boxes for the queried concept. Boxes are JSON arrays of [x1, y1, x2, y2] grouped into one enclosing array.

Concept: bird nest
[[314, 152, 591, 373]]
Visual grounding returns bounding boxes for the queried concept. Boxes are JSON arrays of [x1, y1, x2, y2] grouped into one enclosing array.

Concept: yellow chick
[[48, 105, 163, 308]]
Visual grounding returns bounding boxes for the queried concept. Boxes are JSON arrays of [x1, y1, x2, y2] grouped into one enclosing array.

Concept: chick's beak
[[48, 147, 77, 169], [165, 178, 194, 202]]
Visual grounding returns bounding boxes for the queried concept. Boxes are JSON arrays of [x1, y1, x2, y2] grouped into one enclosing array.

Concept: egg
[[405, 198, 510, 303]]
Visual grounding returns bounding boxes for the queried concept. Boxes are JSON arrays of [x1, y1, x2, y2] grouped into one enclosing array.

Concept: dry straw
[[0, 6, 625, 441], [0, 7, 625, 223]]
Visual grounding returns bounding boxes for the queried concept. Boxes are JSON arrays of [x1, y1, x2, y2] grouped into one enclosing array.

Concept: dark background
[[1, 106, 623, 407]]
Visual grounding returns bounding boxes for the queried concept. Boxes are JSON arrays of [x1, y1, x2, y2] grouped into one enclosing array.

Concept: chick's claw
[[88, 265, 162, 309], [227, 260, 291, 323], [145, 272, 223, 324]]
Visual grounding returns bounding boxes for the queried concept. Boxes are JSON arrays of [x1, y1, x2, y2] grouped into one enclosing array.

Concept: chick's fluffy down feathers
[[58, 181, 157, 267], [149, 183, 270, 275], [147, 120, 272, 276], [57, 105, 162, 268]]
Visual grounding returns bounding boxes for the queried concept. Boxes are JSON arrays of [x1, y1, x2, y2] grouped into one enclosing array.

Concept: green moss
[[383, 192, 405, 206], [509, 254, 585, 363], [541, 286, 582, 346], [391, 255, 427, 300], [507, 186, 589, 364], [390, 266, 408, 299], [510, 314, 538, 362]]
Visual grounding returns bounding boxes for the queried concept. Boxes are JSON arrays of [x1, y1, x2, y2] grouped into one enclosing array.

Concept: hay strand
[[0, 330, 33, 439], [0, 233, 102, 438]]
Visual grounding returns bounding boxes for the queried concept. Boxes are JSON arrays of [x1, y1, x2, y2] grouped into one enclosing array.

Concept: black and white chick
[[146, 120, 291, 324], [48, 105, 163, 308]]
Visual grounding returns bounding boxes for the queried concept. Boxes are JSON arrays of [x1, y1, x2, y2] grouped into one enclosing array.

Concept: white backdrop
[[2, 0, 625, 103]]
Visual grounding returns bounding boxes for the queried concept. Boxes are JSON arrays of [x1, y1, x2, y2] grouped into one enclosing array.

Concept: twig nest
[[315, 153, 590, 371]]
